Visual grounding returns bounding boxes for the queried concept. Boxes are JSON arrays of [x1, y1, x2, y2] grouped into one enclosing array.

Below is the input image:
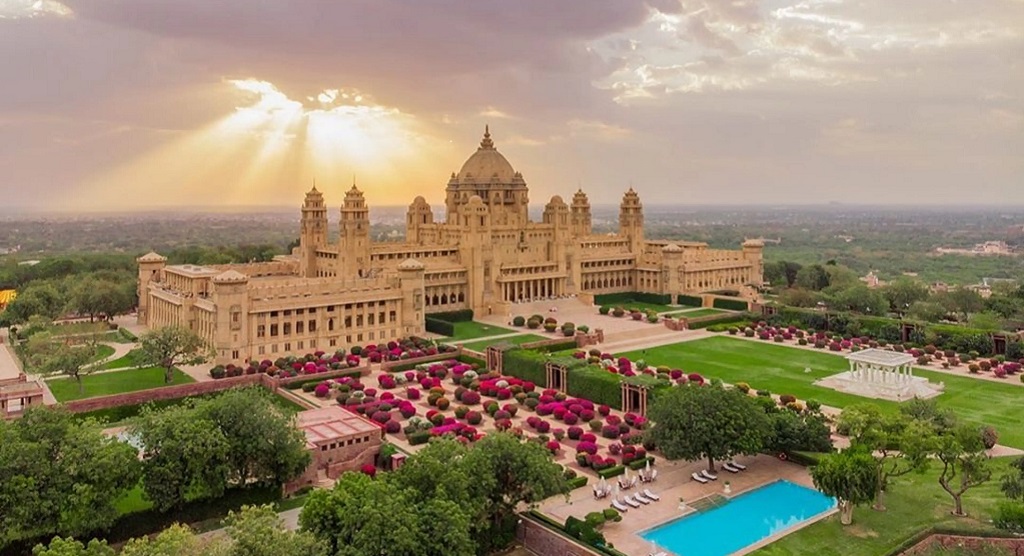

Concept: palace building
[[138, 128, 763, 364]]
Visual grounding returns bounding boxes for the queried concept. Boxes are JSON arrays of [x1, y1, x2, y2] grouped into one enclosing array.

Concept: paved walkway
[[0, 341, 21, 380]]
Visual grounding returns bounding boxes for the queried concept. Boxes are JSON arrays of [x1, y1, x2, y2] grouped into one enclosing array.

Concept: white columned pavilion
[[846, 349, 916, 385]]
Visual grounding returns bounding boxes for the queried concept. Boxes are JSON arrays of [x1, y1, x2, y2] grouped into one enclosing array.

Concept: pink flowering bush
[[567, 426, 584, 440], [361, 464, 377, 477], [576, 441, 599, 455], [314, 383, 331, 398]]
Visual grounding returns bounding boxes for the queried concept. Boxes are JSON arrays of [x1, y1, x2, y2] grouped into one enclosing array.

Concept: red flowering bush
[[377, 375, 396, 389], [576, 441, 599, 455], [466, 411, 483, 425], [606, 415, 622, 426], [553, 428, 566, 440], [385, 420, 401, 434], [406, 388, 421, 401], [536, 420, 551, 434], [567, 426, 584, 440], [601, 425, 620, 439], [687, 373, 704, 385], [495, 418, 513, 431], [546, 440, 560, 454], [314, 383, 331, 398], [361, 464, 377, 477], [501, 404, 518, 417], [608, 443, 622, 455], [563, 412, 579, 425], [461, 390, 481, 405], [371, 411, 391, 424], [579, 409, 596, 422], [580, 432, 597, 443]]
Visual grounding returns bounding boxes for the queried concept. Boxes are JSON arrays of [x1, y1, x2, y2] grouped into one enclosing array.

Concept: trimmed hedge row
[[425, 317, 454, 336], [676, 294, 702, 307], [712, 297, 749, 311], [687, 312, 754, 330], [425, 309, 474, 322], [281, 368, 363, 390], [527, 339, 579, 353], [566, 475, 589, 490], [766, 307, 1016, 356], [593, 292, 671, 306], [596, 465, 626, 479], [627, 456, 656, 470], [502, 348, 549, 387]]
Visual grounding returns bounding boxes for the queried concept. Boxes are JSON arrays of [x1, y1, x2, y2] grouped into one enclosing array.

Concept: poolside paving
[[537, 454, 819, 556]]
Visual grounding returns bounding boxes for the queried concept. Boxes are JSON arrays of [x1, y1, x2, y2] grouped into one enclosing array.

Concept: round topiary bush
[[599, 306, 611, 315], [512, 315, 526, 326]]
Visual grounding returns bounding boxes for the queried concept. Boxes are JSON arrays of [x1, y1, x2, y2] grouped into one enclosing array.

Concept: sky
[[0, 0, 1022, 211]]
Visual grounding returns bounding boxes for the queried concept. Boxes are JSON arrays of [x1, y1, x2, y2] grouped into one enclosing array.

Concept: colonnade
[[502, 278, 564, 302]]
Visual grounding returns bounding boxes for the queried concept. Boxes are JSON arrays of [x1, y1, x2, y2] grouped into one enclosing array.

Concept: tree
[[795, 265, 830, 291], [0, 282, 64, 325], [647, 383, 771, 472], [931, 425, 993, 517], [223, 505, 326, 556], [882, 277, 931, 314], [196, 389, 310, 487], [138, 326, 211, 383], [70, 277, 132, 322], [24, 332, 97, 393], [132, 405, 231, 511], [968, 311, 1002, 331], [837, 404, 931, 511], [461, 432, 568, 552], [119, 524, 213, 556], [765, 410, 833, 455], [936, 289, 985, 322], [778, 288, 821, 308], [31, 538, 114, 556], [907, 301, 949, 323], [300, 472, 429, 556], [828, 284, 888, 316], [1001, 456, 1024, 502], [0, 408, 141, 547], [810, 448, 878, 525], [900, 398, 958, 435]]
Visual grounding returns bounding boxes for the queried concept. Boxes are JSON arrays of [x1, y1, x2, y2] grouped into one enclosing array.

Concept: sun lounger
[[612, 499, 630, 512], [723, 462, 740, 473], [625, 495, 645, 507], [634, 493, 652, 504], [691, 472, 709, 484], [729, 460, 747, 470], [701, 470, 719, 481], [643, 489, 660, 501]]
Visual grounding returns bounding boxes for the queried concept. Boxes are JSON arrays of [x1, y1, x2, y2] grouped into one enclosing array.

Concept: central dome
[[457, 126, 516, 183]]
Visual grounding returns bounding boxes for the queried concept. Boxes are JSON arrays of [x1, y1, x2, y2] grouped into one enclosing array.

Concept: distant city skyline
[[1, 0, 1022, 210]]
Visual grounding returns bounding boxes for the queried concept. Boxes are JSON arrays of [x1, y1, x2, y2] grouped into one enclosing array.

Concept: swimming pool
[[641, 480, 836, 556]]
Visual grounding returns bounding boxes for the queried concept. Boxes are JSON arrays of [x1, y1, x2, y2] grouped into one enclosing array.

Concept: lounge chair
[[701, 469, 719, 481], [643, 489, 661, 501], [624, 495, 644, 507], [691, 472, 709, 484], [611, 499, 630, 512], [729, 460, 747, 470], [723, 462, 740, 473], [634, 492, 652, 504]]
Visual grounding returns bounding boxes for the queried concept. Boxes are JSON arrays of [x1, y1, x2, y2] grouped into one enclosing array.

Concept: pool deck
[[537, 454, 820, 556]]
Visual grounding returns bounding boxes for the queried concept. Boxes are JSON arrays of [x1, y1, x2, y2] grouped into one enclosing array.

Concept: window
[[258, 346, 265, 355], [328, 318, 335, 331], [310, 339, 316, 348], [309, 320, 317, 332], [296, 321, 304, 334], [284, 310, 292, 316], [284, 342, 291, 351], [283, 323, 291, 335], [329, 338, 336, 347], [368, 314, 375, 325], [368, 332, 374, 341], [309, 307, 316, 314], [232, 312, 240, 323], [356, 315, 363, 326], [271, 344, 278, 353], [389, 311, 396, 322], [327, 305, 335, 312], [321, 445, 327, 452], [379, 312, 385, 323], [297, 341, 304, 350], [270, 311, 278, 317], [257, 325, 266, 338], [344, 316, 352, 328], [232, 350, 239, 360], [296, 309, 304, 315], [357, 333, 363, 342], [270, 324, 279, 337]]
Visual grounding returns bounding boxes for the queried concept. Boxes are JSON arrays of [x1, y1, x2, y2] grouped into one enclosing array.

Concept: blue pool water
[[641, 480, 836, 556]]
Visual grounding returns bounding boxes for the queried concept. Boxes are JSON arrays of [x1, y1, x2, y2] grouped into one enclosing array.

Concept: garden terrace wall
[[278, 365, 370, 389], [521, 337, 579, 352], [517, 513, 608, 556], [381, 349, 464, 372], [62, 374, 272, 413], [901, 534, 1024, 556]]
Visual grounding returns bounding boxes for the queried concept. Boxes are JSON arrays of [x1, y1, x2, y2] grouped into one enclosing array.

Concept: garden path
[[86, 342, 135, 369]]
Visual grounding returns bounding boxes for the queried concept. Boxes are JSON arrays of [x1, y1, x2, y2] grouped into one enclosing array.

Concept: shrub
[[968, 363, 980, 374], [599, 306, 611, 315], [466, 411, 483, 425], [601, 425, 620, 439], [589, 419, 603, 432], [779, 394, 796, 405], [513, 315, 526, 326], [980, 425, 999, 449], [995, 501, 1024, 533], [567, 426, 584, 440], [735, 382, 750, 394]]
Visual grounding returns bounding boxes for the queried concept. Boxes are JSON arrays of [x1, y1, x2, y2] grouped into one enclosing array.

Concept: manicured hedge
[[687, 312, 754, 330], [566, 476, 590, 490], [785, 450, 830, 466], [425, 317, 454, 336], [593, 292, 671, 306], [676, 294, 703, 307], [566, 366, 623, 409], [712, 297, 749, 311], [281, 369, 363, 390], [596, 465, 626, 479], [408, 431, 431, 445], [502, 348, 550, 387], [627, 456, 656, 470], [425, 309, 474, 323], [529, 339, 579, 353]]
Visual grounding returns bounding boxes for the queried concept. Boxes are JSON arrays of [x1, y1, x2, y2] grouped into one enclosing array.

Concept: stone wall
[[516, 516, 604, 556], [62, 374, 272, 413], [379, 349, 463, 372], [902, 534, 1024, 555]]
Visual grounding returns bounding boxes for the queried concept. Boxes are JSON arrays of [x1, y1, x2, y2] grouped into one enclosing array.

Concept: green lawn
[[756, 456, 1016, 556], [460, 333, 549, 352], [113, 484, 153, 515], [444, 321, 517, 341], [619, 336, 1024, 449], [663, 308, 727, 318], [88, 343, 116, 364], [48, 366, 195, 402], [95, 347, 145, 370]]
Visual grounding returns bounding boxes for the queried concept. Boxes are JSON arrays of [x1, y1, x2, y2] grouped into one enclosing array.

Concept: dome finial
[[480, 125, 494, 150]]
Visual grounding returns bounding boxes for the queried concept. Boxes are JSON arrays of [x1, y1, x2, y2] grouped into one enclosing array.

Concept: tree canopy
[[0, 408, 141, 549], [646, 383, 771, 471], [137, 326, 211, 383], [810, 448, 878, 525]]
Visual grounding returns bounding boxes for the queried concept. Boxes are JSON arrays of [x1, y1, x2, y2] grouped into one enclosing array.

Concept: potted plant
[[724, 481, 731, 494]]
